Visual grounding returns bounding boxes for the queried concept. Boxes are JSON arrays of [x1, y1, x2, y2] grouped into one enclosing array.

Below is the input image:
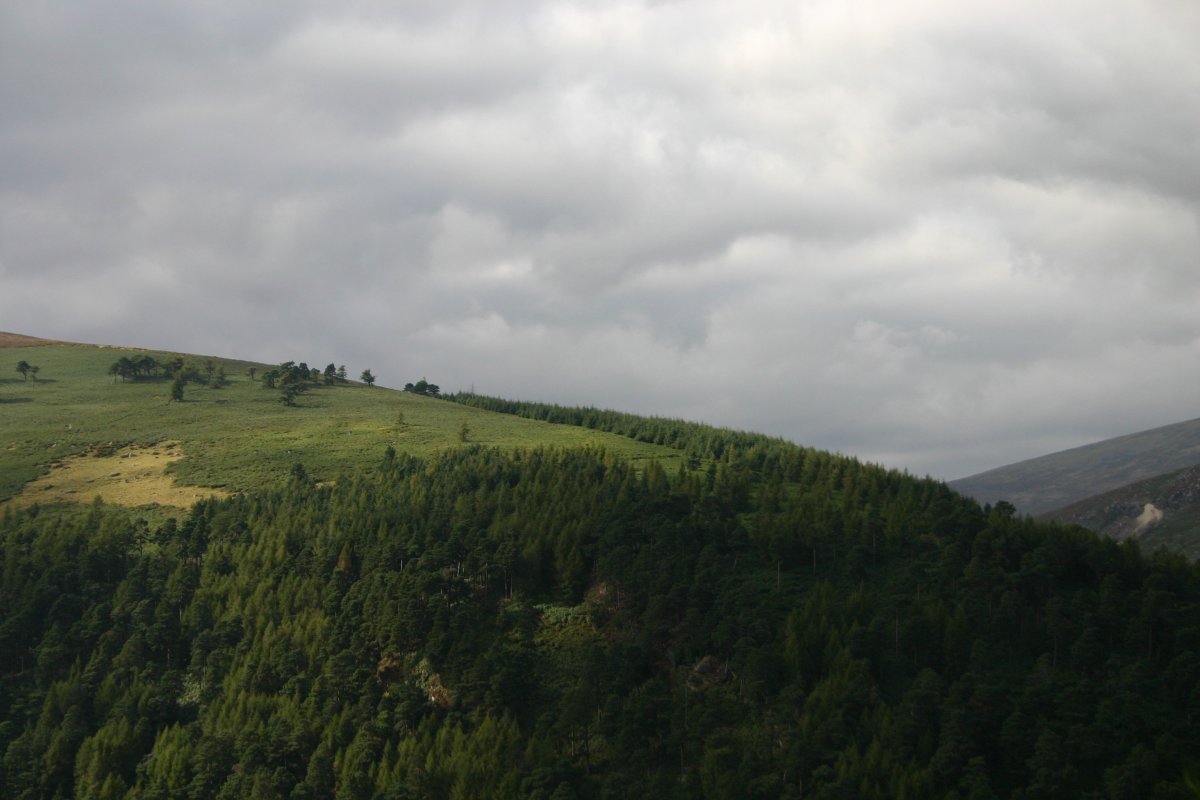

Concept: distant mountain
[[1041, 463, 1200, 559], [949, 417, 1200, 516]]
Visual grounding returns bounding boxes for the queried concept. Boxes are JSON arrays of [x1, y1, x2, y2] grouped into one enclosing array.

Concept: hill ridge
[[949, 416, 1200, 515], [0, 331, 70, 348]]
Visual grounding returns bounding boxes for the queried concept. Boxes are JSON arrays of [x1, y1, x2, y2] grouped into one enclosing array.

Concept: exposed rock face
[[1133, 503, 1164, 537], [1042, 464, 1200, 555], [1057, 498, 1164, 541]]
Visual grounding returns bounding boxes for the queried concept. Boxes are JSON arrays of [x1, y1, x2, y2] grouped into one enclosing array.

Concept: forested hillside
[[3, 408, 1199, 798]]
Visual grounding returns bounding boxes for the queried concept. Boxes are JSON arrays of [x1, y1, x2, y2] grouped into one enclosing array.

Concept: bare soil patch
[[4, 442, 230, 509]]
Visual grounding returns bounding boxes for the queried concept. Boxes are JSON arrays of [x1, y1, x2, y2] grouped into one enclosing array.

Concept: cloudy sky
[[2, 1, 1198, 479]]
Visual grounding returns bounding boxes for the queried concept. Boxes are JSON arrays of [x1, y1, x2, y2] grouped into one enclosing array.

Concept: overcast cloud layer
[[2, 1, 1198, 479]]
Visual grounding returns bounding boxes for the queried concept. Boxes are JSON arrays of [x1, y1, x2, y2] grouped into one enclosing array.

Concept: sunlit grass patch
[[0, 342, 685, 504], [5, 441, 229, 509]]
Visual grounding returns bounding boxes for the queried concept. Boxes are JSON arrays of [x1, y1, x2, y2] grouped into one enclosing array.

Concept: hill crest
[[0, 338, 685, 509], [0, 331, 69, 348], [949, 416, 1200, 515]]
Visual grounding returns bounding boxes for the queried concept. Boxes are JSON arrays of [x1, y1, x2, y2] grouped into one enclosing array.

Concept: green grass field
[[0, 342, 684, 506]]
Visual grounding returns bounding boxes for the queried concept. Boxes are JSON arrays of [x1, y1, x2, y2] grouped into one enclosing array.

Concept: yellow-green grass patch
[[3, 441, 229, 510]]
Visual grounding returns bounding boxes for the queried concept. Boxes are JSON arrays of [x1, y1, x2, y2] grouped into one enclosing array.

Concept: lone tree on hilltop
[[16, 360, 31, 381], [403, 378, 440, 397], [361, 369, 376, 387]]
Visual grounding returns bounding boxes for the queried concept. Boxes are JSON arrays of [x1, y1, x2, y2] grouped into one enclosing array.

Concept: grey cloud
[[3, 0, 1198, 480]]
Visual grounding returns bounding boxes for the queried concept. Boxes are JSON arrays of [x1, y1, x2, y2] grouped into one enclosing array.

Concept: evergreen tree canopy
[[2, 413, 1198, 799]]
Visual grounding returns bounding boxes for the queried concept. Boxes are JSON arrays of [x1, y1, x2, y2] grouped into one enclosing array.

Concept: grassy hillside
[[0, 340, 683, 507], [949, 417, 1200, 515], [1042, 463, 1200, 560]]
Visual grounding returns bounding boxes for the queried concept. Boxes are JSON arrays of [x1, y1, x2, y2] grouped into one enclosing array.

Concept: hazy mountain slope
[[949, 417, 1200, 515], [1041, 463, 1200, 559]]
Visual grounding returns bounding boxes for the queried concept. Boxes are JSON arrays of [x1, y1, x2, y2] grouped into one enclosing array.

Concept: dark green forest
[[2, 403, 1199, 798]]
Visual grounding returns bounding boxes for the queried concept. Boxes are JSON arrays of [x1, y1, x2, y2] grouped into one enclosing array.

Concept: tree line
[[260, 362, 376, 405], [108, 355, 170, 382], [105, 355, 378, 405], [449, 391, 822, 470]]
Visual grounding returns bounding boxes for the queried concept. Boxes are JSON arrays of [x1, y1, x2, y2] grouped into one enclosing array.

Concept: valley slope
[[949, 417, 1200, 516], [1042, 463, 1200, 559]]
